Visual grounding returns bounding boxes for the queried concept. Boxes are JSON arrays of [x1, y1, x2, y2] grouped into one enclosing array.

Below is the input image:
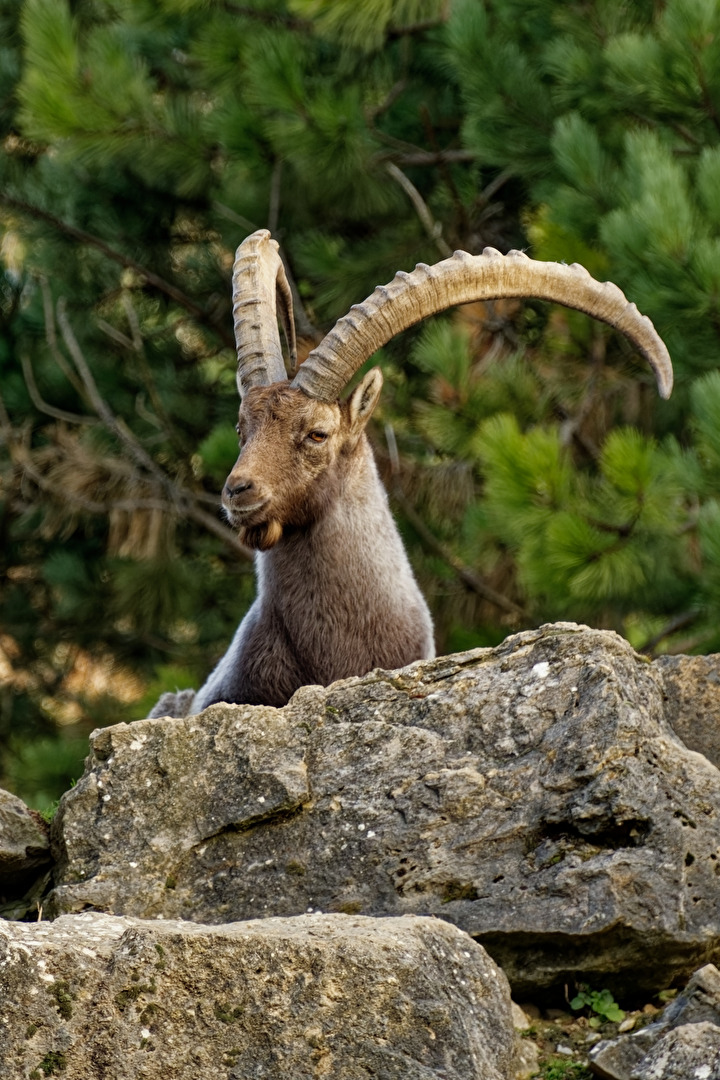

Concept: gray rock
[[629, 1022, 720, 1079], [657, 654, 720, 770], [589, 1025, 658, 1080], [48, 623, 720, 994], [660, 963, 720, 1029], [589, 964, 720, 1079], [0, 787, 51, 919], [0, 910, 516, 1080], [507, 1002, 541, 1079], [512, 1036, 540, 1080]]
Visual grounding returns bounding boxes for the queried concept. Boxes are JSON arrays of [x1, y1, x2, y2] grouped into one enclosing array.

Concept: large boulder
[[0, 910, 516, 1080], [48, 623, 720, 995]]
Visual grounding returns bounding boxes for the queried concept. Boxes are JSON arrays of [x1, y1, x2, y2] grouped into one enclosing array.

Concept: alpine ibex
[[149, 231, 673, 717]]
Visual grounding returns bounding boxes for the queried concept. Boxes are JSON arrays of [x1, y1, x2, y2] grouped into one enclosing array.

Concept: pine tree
[[2, 0, 719, 808], [0, 0, 473, 805], [404, 0, 720, 654]]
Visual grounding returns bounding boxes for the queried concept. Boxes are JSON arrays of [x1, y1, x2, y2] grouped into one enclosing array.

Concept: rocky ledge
[[45, 622, 720, 997]]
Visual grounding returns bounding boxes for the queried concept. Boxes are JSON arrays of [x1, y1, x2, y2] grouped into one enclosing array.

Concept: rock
[[0, 787, 51, 920], [509, 1001, 540, 1080], [660, 963, 720, 1029], [656, 654, 720, 770], [0, 910, 517, 1080], [511, 1002, 532, 1030], [589, 964, 720, 1079], [48, 623, 720, 995], [629, 1022, 720, 1079], [512, 1039, 539, 1080], [589, 1026, 663, 1080]]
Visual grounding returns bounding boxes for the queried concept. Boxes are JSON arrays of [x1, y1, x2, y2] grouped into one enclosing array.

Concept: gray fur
[[151, 372, 433, 717], [194, 438, 433, 709]]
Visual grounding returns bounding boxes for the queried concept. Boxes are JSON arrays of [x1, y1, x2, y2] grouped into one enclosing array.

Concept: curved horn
[[291, 247, 673, 402], [233, 229, 297, 395]]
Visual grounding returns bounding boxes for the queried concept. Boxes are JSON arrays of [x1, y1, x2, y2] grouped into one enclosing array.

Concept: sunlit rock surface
[[0, 910, 515, 1080], [48, 623, 720, 995]]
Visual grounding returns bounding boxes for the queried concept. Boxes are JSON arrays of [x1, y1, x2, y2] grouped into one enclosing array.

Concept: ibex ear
[[347, 367, 383, 434]]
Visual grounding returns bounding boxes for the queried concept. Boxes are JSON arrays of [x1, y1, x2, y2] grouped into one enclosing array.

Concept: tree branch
[[120, 292, 178, 442], [366, 80, 407, 122], [53, 301, 252, 557], [385, 162, 452, 258], [57, 299, 169, 487], [419, 103, 468, 235], [387, 3, 450, 38], [637, 611, 699, 656], [20, 353, 95, 426], [477, 167, 513, 207], [3, 405, 252, 560], [382, 149, 477, 167], [0, 194, 234, 347], [222, 3, 311, 31], [40, 277, 85, 396]]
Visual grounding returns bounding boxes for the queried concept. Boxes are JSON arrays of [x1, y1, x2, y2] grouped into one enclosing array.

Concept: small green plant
[[536, 1063, 592, 1079], [49, 980, 74, 1020], [570, 985, 625, 1027], [34, 1051, 67, 1076], [40, 800, 61, 824], [114, 979, 156, 1012]]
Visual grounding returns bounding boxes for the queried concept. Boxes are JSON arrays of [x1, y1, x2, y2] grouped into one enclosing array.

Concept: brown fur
[[181, 370, 434, 712]]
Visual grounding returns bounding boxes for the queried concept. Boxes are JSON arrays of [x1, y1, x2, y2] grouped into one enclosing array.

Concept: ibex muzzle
[[149, 231, 672, 718]]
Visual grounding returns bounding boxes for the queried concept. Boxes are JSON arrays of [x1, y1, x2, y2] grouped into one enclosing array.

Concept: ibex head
[[223, 229, 673, 551], [223, 371, 382, 550]]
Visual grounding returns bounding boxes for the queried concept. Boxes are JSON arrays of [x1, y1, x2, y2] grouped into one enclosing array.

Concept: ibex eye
[[307, 431, 327, 443]]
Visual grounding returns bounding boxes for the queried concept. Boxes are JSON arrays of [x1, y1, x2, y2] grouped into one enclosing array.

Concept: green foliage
[[33, 1051, 68, 1077], [570, 986, 625, 1027], [291, 0, 444, 51], [197, 423, 239, 485], [2, 0, 720, 805], [691, 371, 720, 481], [135, 663, 205, 719], [534, 1063, 592, 1080], [3, 738, 86, 813]]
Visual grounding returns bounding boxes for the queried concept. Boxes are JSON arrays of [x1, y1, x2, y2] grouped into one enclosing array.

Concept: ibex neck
[[257, 435, 407, 594]]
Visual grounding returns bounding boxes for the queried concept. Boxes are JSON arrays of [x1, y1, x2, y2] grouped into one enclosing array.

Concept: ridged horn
[[291, 247, 673, 402], [233, 229, 297, 396]]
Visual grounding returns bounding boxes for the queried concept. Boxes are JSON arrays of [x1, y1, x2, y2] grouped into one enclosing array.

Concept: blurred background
[[2, 0, 720, 813]]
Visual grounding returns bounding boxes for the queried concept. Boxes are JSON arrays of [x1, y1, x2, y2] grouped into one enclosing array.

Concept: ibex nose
[[225, 477, 254, 498]]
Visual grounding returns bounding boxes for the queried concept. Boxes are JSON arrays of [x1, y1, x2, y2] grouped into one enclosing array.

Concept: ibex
[[150, 231, 672, 717]]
